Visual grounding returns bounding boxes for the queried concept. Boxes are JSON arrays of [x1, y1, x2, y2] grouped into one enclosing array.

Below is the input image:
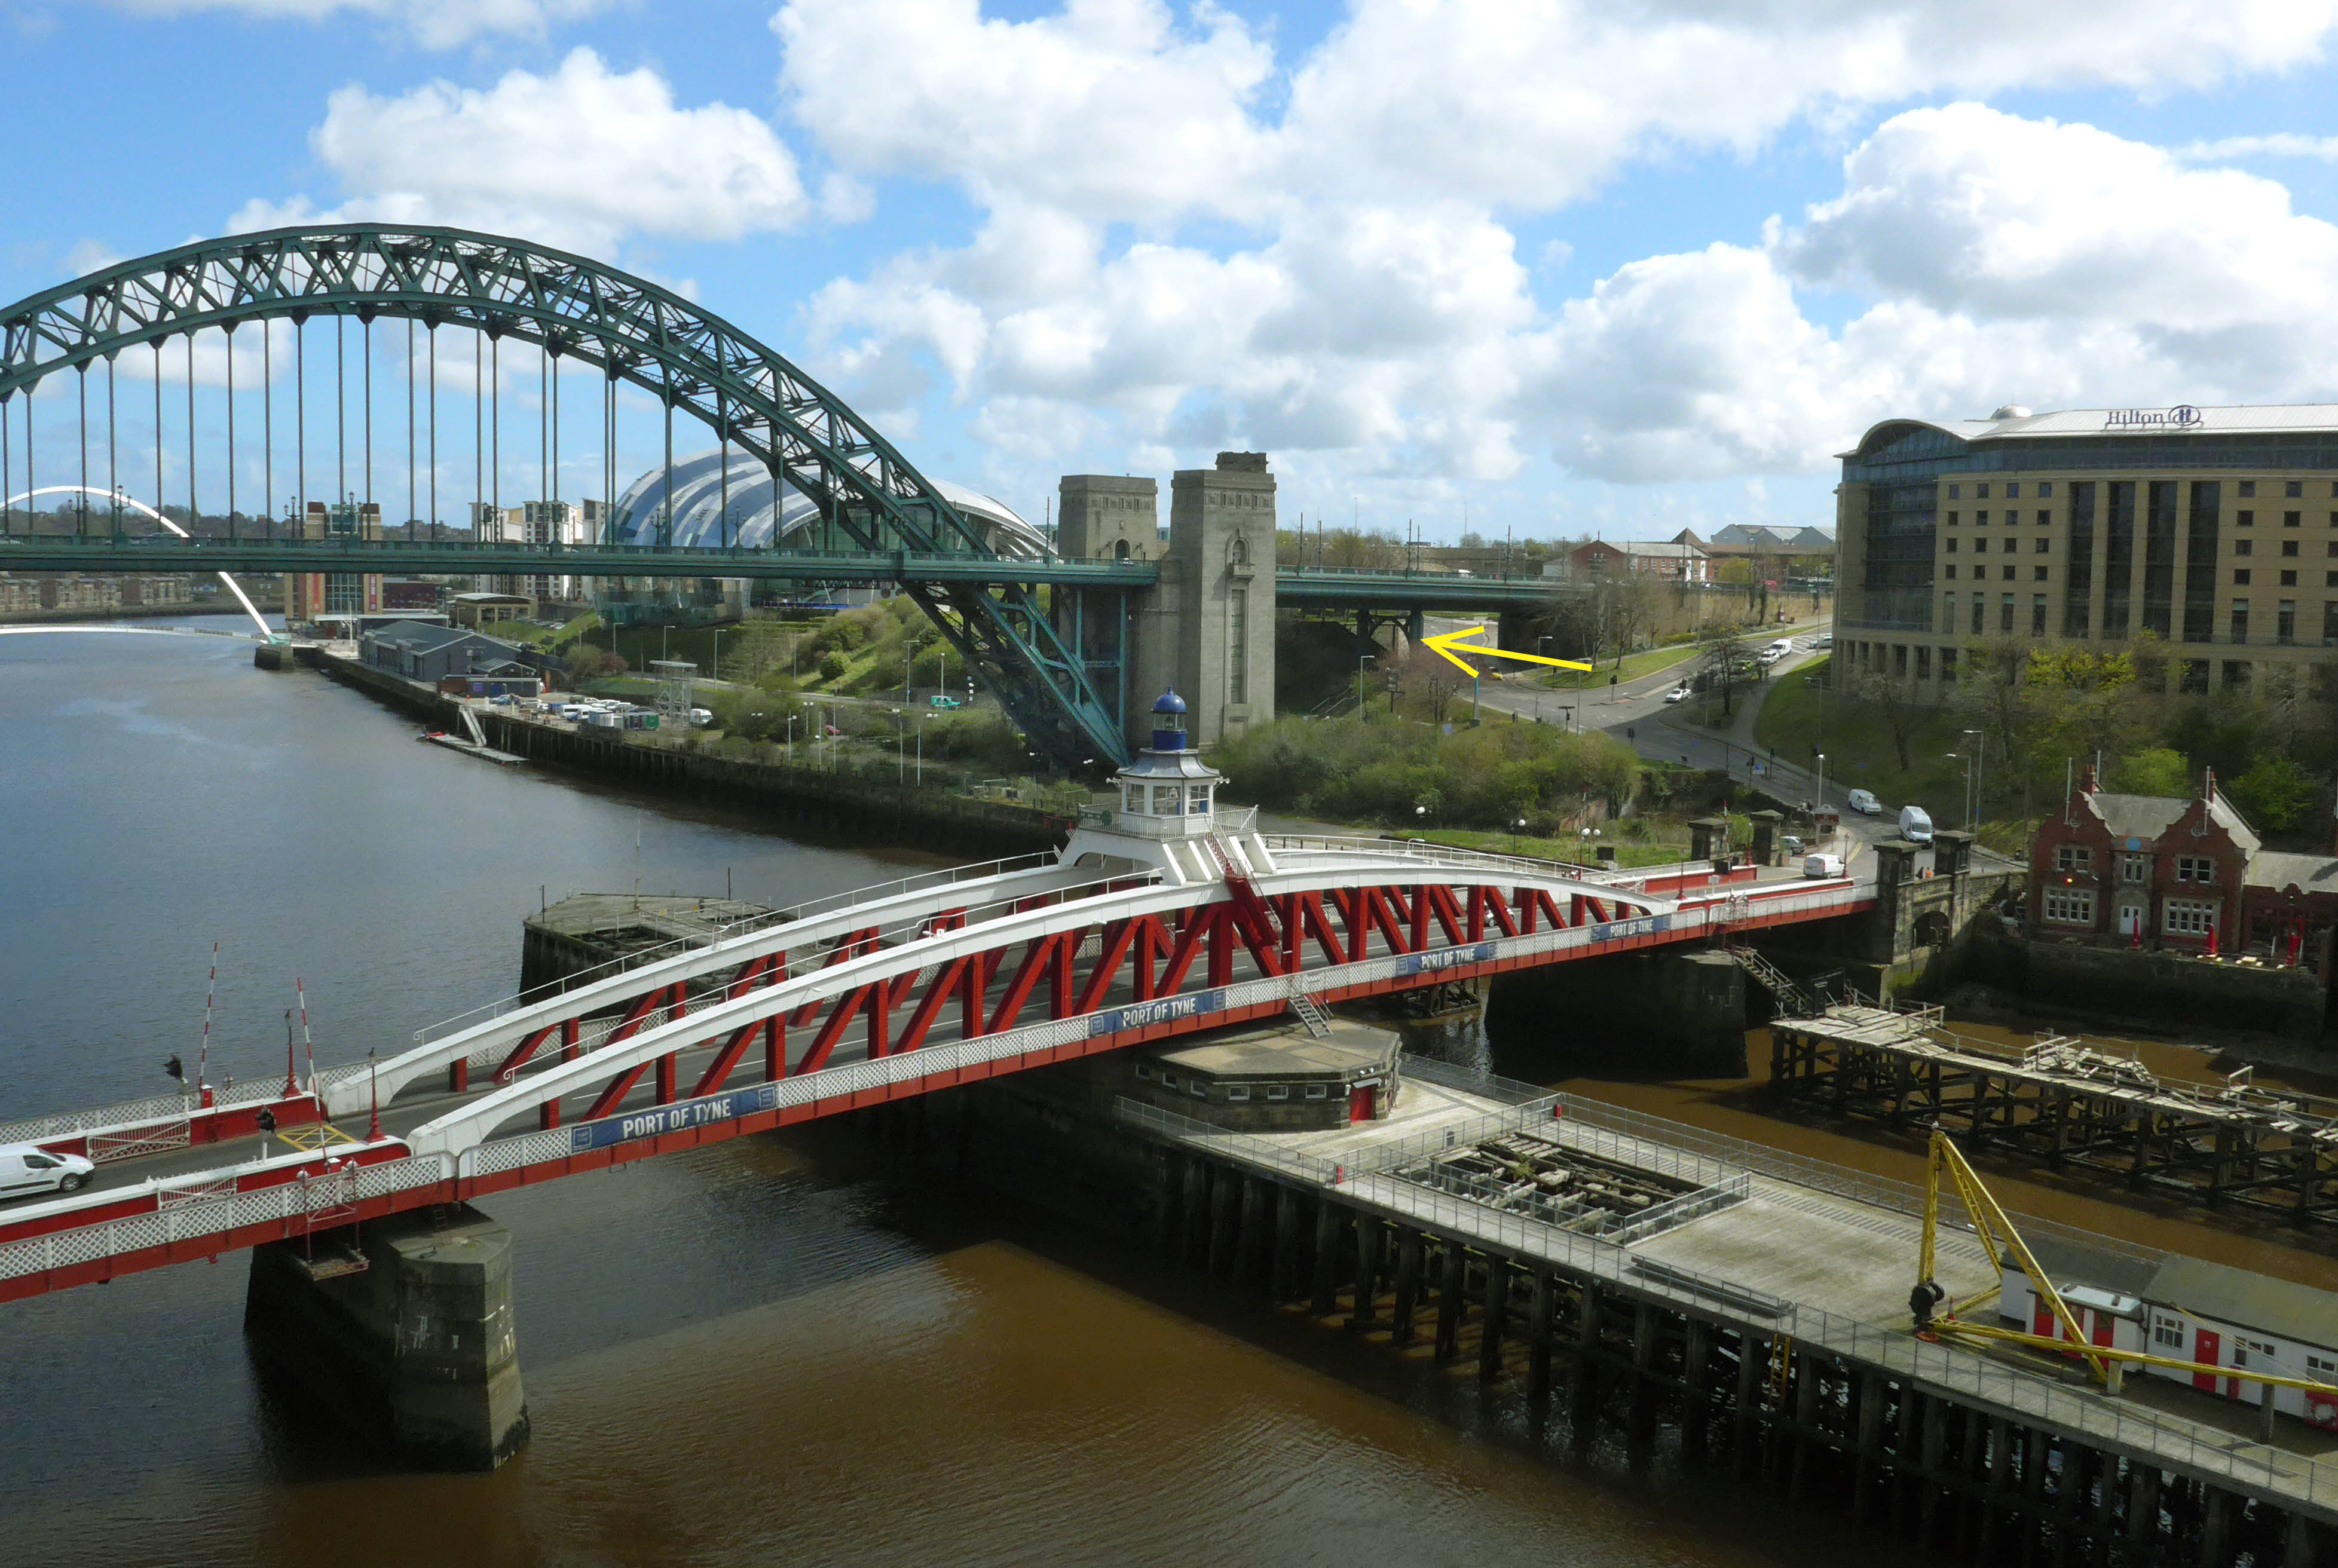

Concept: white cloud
[[102, 0, 610, 48], [229, 49, 810, 258], [2181, 132, 2338, 161]]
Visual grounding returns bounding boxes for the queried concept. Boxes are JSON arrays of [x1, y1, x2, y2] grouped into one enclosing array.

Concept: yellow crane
[[1915, 1129, 2338, 1405]]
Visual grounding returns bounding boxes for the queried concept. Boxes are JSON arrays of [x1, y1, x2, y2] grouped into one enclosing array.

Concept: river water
[[0, 626, 2324, 1568]]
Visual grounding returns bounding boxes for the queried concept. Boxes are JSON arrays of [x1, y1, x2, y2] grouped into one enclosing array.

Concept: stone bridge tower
[[1138, 452, 1277, 751]]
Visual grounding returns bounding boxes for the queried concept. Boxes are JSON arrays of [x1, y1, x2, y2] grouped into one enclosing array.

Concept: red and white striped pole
[[197, 941, 217, 1110], [298, 979, 316, 1100]]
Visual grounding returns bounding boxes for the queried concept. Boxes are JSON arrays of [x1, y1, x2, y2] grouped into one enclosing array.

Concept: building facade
[[1839, 404, 2338, 699], [2027, 767, 2338, 969], [284, 500, 384, 626], [1545, 538, 1710, 583]]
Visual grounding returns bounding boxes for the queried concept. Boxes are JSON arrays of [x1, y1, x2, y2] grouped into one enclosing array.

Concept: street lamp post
[[1961, 729, 1985, 834], [1814, 752, 1828, 835], [1948, 749, 1976, 837], [1357, 650, 1376, 721]]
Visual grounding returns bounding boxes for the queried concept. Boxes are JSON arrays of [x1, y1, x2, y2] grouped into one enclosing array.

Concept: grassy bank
[[1214, 715, 1636, 831]]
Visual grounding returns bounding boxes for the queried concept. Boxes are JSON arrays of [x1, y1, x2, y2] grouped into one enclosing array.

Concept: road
[[1442, 617, 2008, 872]]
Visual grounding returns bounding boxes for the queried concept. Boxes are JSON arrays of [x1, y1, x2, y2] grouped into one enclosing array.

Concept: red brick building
[[2028, 769, 2338, 969]]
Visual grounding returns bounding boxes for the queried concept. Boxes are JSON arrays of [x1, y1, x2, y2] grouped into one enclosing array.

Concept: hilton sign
[[2103, 406, 2203, 430]]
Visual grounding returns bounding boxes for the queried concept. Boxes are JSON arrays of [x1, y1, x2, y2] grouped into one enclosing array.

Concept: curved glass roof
[[610, 445, 1046, 556]]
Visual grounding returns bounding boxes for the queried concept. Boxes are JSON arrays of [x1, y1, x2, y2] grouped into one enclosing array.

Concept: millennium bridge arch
[[0, 225, 1126, 766]]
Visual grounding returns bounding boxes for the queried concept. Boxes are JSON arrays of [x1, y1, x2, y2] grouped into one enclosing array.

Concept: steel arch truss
[[0, 225, 1127, 767], [405, 867, 1673, 1154]]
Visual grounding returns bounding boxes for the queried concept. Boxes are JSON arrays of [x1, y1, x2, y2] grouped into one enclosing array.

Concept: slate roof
[[2018, 1235, 2338, 1349], [2244, 851, 2338, 894]]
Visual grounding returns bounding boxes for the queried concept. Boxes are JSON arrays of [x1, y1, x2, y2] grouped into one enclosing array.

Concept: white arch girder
[[402, 859, 1672, 1156]]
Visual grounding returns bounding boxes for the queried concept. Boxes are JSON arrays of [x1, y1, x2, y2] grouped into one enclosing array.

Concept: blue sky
[[8, 0, 2338, 543]]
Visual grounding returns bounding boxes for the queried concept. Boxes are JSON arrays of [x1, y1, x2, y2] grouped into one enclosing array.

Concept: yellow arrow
[[1421, 626, 1595, 676]]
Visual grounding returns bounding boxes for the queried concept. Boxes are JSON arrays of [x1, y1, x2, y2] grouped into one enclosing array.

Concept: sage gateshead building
[[1837, 403, 2338, 699]]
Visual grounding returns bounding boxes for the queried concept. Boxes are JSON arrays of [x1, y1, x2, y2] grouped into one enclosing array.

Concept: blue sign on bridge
[[1087, 988, 1228, 1039], [568, 1082, 781, 1154]]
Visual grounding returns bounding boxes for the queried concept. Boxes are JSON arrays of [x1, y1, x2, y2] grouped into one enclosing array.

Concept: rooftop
[[1847, 402, 2338, 459]]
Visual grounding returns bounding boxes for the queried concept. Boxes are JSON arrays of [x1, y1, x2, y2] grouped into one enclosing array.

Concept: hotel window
[[1970, 597, 1985, 633], [2000, 596, 2016, 633], [1977, 483, 1990, 498], [2031, 595, 2048, 635], [2164, 899, 2218, 936], [2281, 601, 2299, 642], [1941, 647, 1958, 682], [2330, 541, 2338, 556], [2284, 571, 2300, 587], [2006, 482, 2019, 498], [2036, 513, 2052, 530], [2002, 564, 2016, 581], [2225, 660, 2253, 691], [2043, 888, 2094, 925], [2056, 845, 2092, 874], [1947, 484, 1961, 499], [2235, 569, 2252, 585], [2240, 480, 2257, 498], [2288, 510, 2305, 528], [2123, 856, 2148, 883], [2236, 538, 2253, 556], [1895, 644, 1908, 676], [1946, 510, 1960, 526], [2176, 855, 2215, 882], [1973, 537, 1987, 553], [1944, 592, 1957, 626], [2036, 537, 2051, 553], [1976, 510, 1990, 525], [1945, 565, 1957, 579], [2326, 602, 2338, 644], [2034, 566, 2049, 583], [2238, 510, 2254, 526], [2284, 540, 2301, 556], [2039, 482, 2054, 498], [2002, 537, 2016, 554], [1945, 536, 1958, 552], [2233, 600, 2251, 640], [1917, 646, 1932, 679], [2287, 480, 2305, 498]]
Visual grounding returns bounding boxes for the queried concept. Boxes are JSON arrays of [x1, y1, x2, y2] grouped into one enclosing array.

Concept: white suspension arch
[[2, 485, 273, 638]]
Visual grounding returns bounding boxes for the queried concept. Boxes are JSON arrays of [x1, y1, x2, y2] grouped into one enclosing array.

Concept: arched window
[[1114, 539, 1130, 562]]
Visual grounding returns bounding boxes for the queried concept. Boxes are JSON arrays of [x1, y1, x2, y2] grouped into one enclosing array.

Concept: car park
[[1846, 788, 1881, 815], [0, 1143, 94, 1200]]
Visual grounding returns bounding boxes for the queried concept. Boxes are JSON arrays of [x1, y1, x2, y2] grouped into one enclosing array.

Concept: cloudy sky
[[8, 0, 2338, 540]]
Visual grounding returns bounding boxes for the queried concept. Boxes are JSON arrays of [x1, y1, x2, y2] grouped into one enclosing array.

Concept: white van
[[1899, 806, 1934, 844], [0, 1143, 94, 1200], [1803, 852, 1846, 879]]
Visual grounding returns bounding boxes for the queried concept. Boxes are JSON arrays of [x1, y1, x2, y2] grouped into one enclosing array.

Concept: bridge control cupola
[[1112, 688, 1219, 834], [1150, 687, 1190, 753], [1064, 687, 1276, 886]]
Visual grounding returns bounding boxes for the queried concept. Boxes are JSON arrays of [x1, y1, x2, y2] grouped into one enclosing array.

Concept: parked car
[[1803, 852, 1846, 880], [1780, 834, 1804, 857], [1814, 633, 1835, 648], [1899, 805, 1934, 844], [1846, 788, 1881, 815], [0, 1143, 94, 1200], [1664, 682, 1692, 703]]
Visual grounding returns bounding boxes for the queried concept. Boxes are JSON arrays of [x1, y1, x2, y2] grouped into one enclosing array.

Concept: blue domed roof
[[1152, 688, 1188, 715]]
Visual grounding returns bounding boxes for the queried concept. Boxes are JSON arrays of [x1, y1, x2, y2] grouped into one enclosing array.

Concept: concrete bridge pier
[[243, 1202, 529, 1471]]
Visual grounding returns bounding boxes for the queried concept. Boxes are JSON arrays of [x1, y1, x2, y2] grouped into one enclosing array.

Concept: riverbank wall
[[314, 654, 1075, 855]]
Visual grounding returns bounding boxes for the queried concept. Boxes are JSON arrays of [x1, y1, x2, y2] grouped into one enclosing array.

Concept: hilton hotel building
[[1836, 404, 2338, 697]]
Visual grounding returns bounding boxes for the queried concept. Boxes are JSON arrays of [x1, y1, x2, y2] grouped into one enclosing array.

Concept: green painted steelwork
[[0, 224, 1128, 767]]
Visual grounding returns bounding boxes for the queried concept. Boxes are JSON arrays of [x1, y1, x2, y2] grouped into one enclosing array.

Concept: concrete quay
[[1122, 1058, 2338, 1566]]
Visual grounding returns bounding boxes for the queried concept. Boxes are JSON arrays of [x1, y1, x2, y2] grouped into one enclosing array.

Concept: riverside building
[[1837, 403, 2338, 697]]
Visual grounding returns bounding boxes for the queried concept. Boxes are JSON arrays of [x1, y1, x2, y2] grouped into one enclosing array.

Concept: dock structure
[[1768, 1007, 2338, 1224], [1123, 1059, 2336, 1566]]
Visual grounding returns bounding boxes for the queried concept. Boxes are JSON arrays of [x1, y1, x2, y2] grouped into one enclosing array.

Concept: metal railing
[[1112, 1091, 2337, 1512]]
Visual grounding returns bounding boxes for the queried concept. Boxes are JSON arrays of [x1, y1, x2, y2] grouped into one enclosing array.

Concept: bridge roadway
[[0, 832, 1871, 1304], [0, 533, 1560, 610]]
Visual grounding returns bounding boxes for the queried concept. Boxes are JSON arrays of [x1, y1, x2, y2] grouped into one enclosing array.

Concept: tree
[[1702, 634, 1751, 718], [2108, 747, 2188, 797], [1855, 669, 1924, 772], [2230, 754, 2316, 832]]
